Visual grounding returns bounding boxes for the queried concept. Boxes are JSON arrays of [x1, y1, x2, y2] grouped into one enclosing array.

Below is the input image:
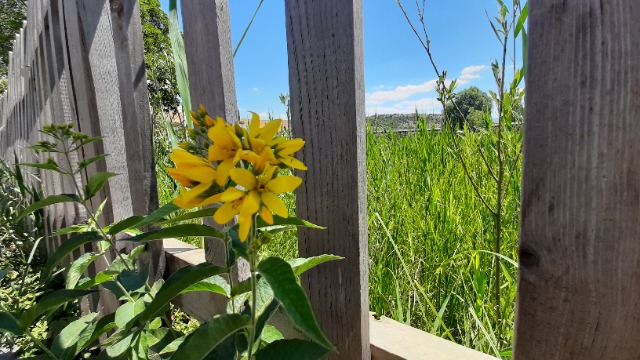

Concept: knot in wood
[[110, 0, 123, 12]]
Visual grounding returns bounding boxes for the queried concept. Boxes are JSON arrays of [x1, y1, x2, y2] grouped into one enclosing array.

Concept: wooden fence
[[2, 0, 640, 359]]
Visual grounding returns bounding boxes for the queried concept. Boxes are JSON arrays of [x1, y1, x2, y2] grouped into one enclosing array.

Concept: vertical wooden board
[[108, 0, 162, 278], [181, 0, 238, 124], [514, 1, 640, 359], [285, 1, 369, 359]]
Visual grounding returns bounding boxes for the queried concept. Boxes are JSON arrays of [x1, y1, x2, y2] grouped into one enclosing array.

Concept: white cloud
[[252, 87, 259, 92], [366, 97, 442, 116], [366, 79, 438, 106], [364, 65, 487, 115], [458, 65, 487, 83]]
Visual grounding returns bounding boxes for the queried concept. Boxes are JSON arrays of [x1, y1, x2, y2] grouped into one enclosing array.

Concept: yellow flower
[[208, 120, 243, 186], [166, 149, 222, 208], [213, 165, 302, 240], [270, 137, 307, 170]]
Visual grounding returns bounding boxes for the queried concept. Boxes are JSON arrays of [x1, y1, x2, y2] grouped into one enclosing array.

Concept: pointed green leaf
[[168, 0, 191, 119], [76, 313, 116, 355], [19, 289, 94, 329], [17, 194, 82, 221], [256, 215, 323, 230], [255, 339, 330, 360], [169, 314, 249, 360], [70, 136, 103, 152], [159, 207, 218, 226], [83, 172, 118, 200], [133, 202, 181, 229], [116, 299, 146, 328], [53, 224, 90, 236], [77, 154, 109, 172], [287, 255, 343, 276], [0, 312, 22, 335], [230, 277, 253, 298], [0, 266, 12, 282], [107, 215, 145, 235], [128, 263, 227, 329], [257, 257, 334, 350], [180, 275, 230, 297], [260, 325, 283, 344], [66, 252, 100, 289], [124, 224, 225, 243], [19, 162, 65, 173], [51, 312, 98, 359], [41, 232, 104, 282]]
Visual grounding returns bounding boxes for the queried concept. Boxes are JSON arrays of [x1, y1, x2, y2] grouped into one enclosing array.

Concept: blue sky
[[159, 1, 511, 118]]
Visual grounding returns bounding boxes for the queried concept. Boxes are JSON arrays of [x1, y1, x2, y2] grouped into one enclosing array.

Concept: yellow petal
[[173, 183, 210, 208], [240, 190, 261, 215], [170, 148, 208, 167], [214, 202, 238, 225], [261, 192, 288, 217], [220, 188, 245, 202], [230, 168, 257, 190], [177, 166, 217, 184], [215, 158, 236, 186], [208, 145, 228, 161], [249, 112, 261, 134], [199, 193, 223, 207], [276, 138, 305, 155], [267, 176, 302, 193], [259, 206, 274, 225], [280, 156, 308, 170], [238, 212, 253, 241], [259, 120, 282, 141], [165, 168, 198, 188]]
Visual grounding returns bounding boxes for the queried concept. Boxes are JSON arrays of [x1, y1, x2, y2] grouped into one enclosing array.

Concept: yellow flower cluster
[[166, 109, 306, 241]]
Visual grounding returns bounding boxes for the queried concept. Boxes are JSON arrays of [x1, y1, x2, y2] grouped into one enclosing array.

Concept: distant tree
[[444, 86, 492, 129], [0, 0, 27, 92], [140, 0, 179, 115]]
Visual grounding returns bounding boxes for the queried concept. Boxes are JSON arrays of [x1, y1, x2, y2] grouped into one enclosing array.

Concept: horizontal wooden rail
[[163, 239, 497, 360]]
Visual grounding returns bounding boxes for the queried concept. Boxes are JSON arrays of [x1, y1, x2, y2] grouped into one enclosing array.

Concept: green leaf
[[77, 154, 109, 172], [254, 339, 330, 360], [19, 289, 94, 329], [117, 266, 150, 293], [254, 300, 280, 346], [50, 312, 98, 359], [287, 255, 343, 276], [83, 172, 118, 200], [66, 252, 100, 289], [257, 257, 334, 350], [159, 207, 218, 226], [128, 263, 227, 329], [41, 232, 104, 283], [260, 325, 283, 344], [108, 215, 145, 235], [125, 224, 225, 243], [19, 162, 65, 173], [17, 194, 82, 221], [70, 136, 103, 152], [230, 277, 253, 298], [169, 314, 249, 360], [515, 2, 528, 37], [229, 225, 248, 259], [180, 275, 230, 298], [116, 299, 146, 328], [0, 312, 22, 335], [134, 202, 181, 229], [53, 224, 90, 236], [75, 313, 116, 355], [106, 332, 135, 357], [256, 215, 324, 230], [0, 266, 12, 282]]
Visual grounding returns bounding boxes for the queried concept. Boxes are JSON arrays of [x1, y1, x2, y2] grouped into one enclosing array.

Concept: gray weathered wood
[[181, 0, 238, 124], [285, 1, 369, 358], [181, 0, 247, 314], [514, 1, 640, 358]]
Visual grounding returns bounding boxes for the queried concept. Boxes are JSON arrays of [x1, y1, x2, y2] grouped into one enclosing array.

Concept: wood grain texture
[[181, 0, 238, 124], [371, 314, 497, 360], [514, 1, 640, 358], [285, 1, 369, 358], [181, 0, 248, 296]]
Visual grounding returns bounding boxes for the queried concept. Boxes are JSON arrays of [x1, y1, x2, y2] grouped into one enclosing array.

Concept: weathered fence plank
[[285, 1, 370, 358], [514, 1, 640, 358], [181, 0, 248, 316]]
